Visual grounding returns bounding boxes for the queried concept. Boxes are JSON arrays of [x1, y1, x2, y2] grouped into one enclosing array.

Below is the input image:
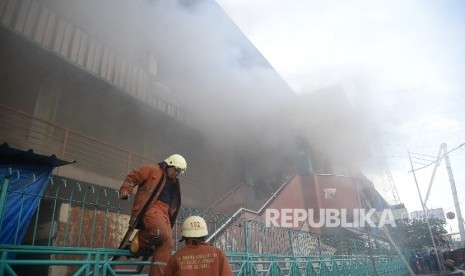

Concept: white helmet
[[164, 154, 187, 173], [182, 216, 208, 238]]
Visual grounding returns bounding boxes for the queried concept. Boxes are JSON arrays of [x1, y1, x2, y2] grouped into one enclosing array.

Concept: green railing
[[0, 245, 152, 276], [0, 171, 409, 275], [0, 246, 407, 276]]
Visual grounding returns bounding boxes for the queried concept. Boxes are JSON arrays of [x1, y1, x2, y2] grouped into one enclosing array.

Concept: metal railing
[[0, 171, 410, 275], [0, 246, 408, 276], [0, 103, 151, 180], [0, 245, 150, 276], [0, 103, 211, 190]]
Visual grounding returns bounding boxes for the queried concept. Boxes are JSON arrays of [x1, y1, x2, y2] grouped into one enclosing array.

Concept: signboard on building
[[410, 208, 446, 223]]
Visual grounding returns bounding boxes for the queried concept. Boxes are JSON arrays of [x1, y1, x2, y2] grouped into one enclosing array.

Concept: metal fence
[[0, 171, 409, 275], [0, 103, 153, 181], [0, 103, 210, 191]]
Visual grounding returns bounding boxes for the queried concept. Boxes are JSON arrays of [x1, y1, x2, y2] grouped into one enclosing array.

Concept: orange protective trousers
[[138, 201, 173, 276]]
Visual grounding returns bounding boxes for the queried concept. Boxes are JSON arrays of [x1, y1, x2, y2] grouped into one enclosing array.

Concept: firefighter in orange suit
[[163, 216, 233, 276], [119, 154, 187, 276]]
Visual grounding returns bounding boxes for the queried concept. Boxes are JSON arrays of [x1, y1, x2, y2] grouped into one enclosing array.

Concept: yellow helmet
[[164, 154, 187, 172], [182, 216, 208, 238]]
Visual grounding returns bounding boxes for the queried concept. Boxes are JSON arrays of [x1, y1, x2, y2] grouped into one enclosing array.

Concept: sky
[[215, 0, 465, 234]]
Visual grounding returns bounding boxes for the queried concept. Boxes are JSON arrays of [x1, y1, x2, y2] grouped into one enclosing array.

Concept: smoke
[[132, 0, 294, 135], [283, 85, 382, 175], [123, 0, 302, 190], [34, 0, 384, 197]]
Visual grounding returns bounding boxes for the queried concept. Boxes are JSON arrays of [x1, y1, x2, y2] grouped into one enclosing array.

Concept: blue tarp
[[0, 165, 52, 245], [0, 143, 73, 246]]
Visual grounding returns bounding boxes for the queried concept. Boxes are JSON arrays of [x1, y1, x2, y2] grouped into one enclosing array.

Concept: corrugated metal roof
[[0, 143, 75, 168]]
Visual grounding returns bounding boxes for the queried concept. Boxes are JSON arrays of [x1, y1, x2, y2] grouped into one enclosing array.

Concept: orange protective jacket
[[119, 165, 181, 227], [163, 241, 233, 276]]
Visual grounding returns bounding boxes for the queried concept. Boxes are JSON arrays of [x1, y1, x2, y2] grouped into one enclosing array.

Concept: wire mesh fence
[[0, 170, 401, 254], [0, 171, 408, 275]]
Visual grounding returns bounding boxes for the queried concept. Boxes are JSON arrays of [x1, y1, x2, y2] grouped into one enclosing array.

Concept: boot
[[130, 232, 157, 257], [130, 232, 141, 255]]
